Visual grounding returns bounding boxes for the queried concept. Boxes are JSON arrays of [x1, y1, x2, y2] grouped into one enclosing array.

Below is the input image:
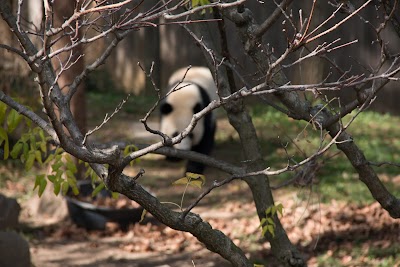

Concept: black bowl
[[65, 180, 144, 230]]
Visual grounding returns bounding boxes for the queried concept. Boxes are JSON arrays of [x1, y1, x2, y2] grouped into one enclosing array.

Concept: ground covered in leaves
[[31, 203, 400, 266]]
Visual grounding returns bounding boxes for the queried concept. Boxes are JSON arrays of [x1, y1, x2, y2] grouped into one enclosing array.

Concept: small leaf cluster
[[161, 172, 207, 212], [28, 145, 81, 197], [191, 0, 212, 14], [123, 144, 140, 167], [0, 101, 25, 159], [0, 102, 83, 197], [260, 203, 284, 238], [173, 172, 206, 189]]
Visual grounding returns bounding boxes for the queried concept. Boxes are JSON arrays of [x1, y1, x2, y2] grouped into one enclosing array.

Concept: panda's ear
[[193, 103, 202, 114], [160, 102, 173, 115]]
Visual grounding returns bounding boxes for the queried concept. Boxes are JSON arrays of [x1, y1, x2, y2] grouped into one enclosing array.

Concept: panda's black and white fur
[[160, 67, 218, 174]]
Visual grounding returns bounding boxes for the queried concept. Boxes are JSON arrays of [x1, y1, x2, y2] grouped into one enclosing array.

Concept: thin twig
[[305, 0, 372, 44], [82, 94, 131, 145]]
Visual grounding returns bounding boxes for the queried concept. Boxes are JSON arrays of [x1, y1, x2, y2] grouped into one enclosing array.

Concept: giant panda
[[159, 66, 218, 174]]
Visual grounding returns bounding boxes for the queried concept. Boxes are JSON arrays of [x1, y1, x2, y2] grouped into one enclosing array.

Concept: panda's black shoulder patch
[[193, 103, 202, 114], [196, 85, 212, 107], [160, 102, 173, 115]]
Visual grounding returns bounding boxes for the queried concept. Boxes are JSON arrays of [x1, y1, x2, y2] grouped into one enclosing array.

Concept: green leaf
[[267, 225, 275, 237], [61, 182, 69, 195], [66, 159, 77, 174], [267, 217, 275, 226], [259, 218, 267, 227], [39, 141, 47, 154], [192, 0, 200, 7], [39, 129, 45, 142], [0, 102, 7, 124], [43, 153, 55, 165], [261, 225, 269, 237], [187, 179, 204, 189], [33, 174, 47, 197], [187, 172, 206, 187], [55, 170, 63, 180], [64, 154, 73, 163], [66, 177, 79, 195], [29, 134, 36, 150], [265, 206, 272, 215], [54, 147, 64, 156], [22, 142, 29, 161], [270, 206, 277, 216], [7, 109, 23, 134], [24, 116, 32, 128], [84, 165, 92, 177], [71, 183, 79, 195], [91, 183, 105, 197], [191, 0, 211, 14], [0, 127, 9, 159], [65, 154, 78, 174], [173, 173, 206, 189], [86, 165, 99, 182], [123, 145, 139, 167], [66, 170, 75, 180], [35, 150, 43, 165], [53, 180, 61, 195], [111, 192, 119, 199], [34, 174, 45, 190], [173, 177, 191, 186], [172, 177, 200, 189], [47, 175, 56, 183], [276, 203, 284, 216], [51, 161, 63, 172], [25, 152, 36, 171], [10, 142, 23, 159], [123, 144, 138, 156], [90, 168, 98, 181], [20, 132, 30, 143], [38, 176, 47, 197], [192, 0, 211, 7]]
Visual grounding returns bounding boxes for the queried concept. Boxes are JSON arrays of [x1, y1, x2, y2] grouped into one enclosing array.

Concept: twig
[[180, 176, 238, 219], [82, 94, 131, 145], [368, 161, 400, 168], [16, 0, 23, 33], [305, 0, 373, 44]]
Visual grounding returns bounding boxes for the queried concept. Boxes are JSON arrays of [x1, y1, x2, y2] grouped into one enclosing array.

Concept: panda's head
[[160, 82, 206, 151]]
